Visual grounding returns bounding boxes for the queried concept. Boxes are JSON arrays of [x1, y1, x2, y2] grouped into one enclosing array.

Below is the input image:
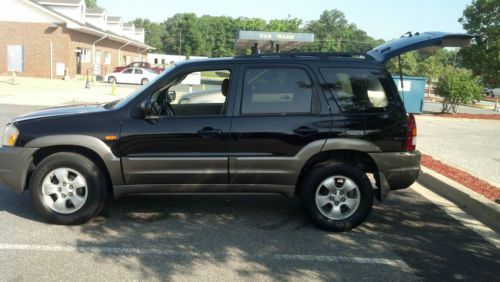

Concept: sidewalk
[[0, 76, 138, 106]]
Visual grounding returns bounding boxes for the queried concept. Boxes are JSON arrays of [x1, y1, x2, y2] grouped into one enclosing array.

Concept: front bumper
[[369, 150, 421, 200], [0, 146, 38, 193]]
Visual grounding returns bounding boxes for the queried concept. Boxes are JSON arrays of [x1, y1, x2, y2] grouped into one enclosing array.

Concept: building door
[[76, 48, 82, 75], [94, 51, 101, 75]]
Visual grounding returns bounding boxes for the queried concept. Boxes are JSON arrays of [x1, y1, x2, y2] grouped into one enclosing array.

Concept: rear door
[[367, 32, 473, 63], [228, 64, 332, 187]]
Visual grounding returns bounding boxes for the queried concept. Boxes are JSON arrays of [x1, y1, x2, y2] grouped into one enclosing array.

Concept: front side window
[[150, 69, 231, 117], [123, 69, 133, 74], [241, 68, 313, 115], [320, 68, 389, 112]]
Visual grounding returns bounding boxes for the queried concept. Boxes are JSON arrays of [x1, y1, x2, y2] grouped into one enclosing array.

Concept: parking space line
[[0, 243, 411, 270], [412, 183, 500, 248]]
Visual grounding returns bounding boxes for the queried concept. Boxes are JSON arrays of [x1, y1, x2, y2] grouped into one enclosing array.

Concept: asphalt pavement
[[0, 104, 499, 281], [416, 115, 500, 186]]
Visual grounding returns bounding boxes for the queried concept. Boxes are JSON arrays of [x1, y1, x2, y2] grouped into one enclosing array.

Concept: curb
[[417, 167, 500, 234]]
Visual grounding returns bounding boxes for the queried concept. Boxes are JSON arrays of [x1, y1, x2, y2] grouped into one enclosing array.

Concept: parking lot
[[0, 104, 498, 281]]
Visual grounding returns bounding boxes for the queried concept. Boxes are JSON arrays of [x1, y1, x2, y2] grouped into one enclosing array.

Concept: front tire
[[108, 76, 116, 83], [300, 162, 373, 232], [29, 152, 107, 225]]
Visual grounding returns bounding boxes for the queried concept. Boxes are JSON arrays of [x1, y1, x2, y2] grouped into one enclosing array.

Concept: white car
[[177, 88, 225, 104], [486, 87, 500, 97], [104, 68, 158, 85]]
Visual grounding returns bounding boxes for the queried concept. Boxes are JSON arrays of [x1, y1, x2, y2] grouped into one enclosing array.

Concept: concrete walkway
[[0, 76, 138, 106]]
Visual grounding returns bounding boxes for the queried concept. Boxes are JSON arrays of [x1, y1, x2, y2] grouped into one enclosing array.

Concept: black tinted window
[[241, 68, 313, 115], [123, 69, 133, 74], [134, 69, 143, 74], [320, 68, 389, 112]]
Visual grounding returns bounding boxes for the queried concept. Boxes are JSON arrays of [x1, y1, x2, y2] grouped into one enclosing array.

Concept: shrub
[[436, 68, 483, 114]]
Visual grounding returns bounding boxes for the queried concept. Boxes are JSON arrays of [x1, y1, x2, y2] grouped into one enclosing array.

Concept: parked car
[[178, 88, 225, 104], [113, 62, 164, 74], [104, 68, 158, 85], [0, 32, 472, 231], [486, 87, 500, 97]]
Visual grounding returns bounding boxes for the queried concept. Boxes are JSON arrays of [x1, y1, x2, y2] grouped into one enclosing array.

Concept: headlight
[[2, 124, 19, 147]]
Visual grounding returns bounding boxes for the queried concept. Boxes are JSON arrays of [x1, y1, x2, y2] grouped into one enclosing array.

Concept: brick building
[[0, 0, 151, 79]]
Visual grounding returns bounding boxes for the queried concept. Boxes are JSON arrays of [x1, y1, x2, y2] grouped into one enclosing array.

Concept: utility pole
[[179, 31, 182, 56]]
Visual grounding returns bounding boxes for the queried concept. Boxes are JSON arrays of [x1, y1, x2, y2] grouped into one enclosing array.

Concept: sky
[[98, 0, 473, 41]]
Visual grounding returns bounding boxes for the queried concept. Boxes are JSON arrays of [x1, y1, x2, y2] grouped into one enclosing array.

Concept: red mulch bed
[[422, 113, 500, 120], [421, 154, 500, 202]]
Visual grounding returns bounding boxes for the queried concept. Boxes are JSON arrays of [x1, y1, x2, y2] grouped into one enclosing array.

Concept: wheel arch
[[295, 149, 379, 197], [24, 135, 124, 192]]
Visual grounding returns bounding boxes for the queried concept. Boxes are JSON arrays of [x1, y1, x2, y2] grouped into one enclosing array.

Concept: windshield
[[111, 65, 175, 109]]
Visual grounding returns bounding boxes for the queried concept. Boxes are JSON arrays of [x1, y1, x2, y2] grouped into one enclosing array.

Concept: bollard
[[11, 71, 17, 85], [111, 80, 117, 96], [495, 99, 499, 112]]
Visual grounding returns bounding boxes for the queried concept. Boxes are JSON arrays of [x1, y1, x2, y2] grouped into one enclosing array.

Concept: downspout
[[92, 34, 107, 79], [118, 41, 131, 65]]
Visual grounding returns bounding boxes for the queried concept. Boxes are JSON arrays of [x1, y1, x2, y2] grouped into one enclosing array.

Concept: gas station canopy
[[235, 31, 315, 53]]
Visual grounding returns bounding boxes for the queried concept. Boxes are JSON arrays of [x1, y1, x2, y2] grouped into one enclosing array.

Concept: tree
[[436, 67, 483, 113], [163, 13, 204, 57], [134, 18, 166, 52], [84, 0, 98, 8], [459, 0, 500, 87], [302, 9, 381, 53], [386, 52, 419, 76]]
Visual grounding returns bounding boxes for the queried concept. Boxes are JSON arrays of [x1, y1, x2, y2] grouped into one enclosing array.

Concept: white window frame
[[81, 48, 90, 63], [104, 52, 112, 65]]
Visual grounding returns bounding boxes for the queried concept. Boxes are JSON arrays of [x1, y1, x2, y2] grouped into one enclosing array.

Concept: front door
[[117, 67, 236, 186]]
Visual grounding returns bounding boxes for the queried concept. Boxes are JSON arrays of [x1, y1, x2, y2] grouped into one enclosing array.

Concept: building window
[[154, 58, 158, 64], [81, 48, 90, 63], [7, 45, 24, 72], [104, 52, 111, 65]]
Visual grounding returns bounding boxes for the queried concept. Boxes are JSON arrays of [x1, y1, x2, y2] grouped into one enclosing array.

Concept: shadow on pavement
[[1, 187, 498, 280]]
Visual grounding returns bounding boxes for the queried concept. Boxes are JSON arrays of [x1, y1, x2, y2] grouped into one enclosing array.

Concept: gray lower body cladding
[[0, 146, 38, 193], [369, 150, 421, 192]]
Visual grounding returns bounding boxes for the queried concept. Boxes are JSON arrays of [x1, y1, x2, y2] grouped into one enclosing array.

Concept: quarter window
[[241, 68, 313, 115], [320, 68, 389, 112]]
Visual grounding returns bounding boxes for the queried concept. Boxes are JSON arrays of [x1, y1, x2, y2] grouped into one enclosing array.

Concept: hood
[[12, 104, 108, 123]]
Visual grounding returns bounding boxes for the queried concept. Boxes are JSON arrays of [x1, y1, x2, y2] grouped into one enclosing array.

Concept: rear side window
[[241, 68, 313, 115], [320, 68, 389, 112]]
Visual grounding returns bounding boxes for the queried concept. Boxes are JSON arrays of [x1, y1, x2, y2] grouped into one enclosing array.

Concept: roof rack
[[236, 52, 368, 59]]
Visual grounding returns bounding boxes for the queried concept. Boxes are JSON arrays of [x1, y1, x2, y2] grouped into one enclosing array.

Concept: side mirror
[[140, 100, 153, 117], [167, 90, 176, 102]]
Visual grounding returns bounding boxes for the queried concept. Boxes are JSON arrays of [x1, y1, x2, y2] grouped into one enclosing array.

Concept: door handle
[[293, 126, 319, 135], [197, 127, 223, 136]]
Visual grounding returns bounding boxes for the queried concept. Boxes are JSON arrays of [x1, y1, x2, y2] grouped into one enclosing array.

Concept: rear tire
[[29, 152, 107, 225], [300, 162, 373, 232], [141, 78, 149, 85], [108, 76, 116, 83]]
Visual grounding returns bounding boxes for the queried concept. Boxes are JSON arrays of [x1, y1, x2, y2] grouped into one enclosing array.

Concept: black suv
[[0, 32, 472, 231]]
